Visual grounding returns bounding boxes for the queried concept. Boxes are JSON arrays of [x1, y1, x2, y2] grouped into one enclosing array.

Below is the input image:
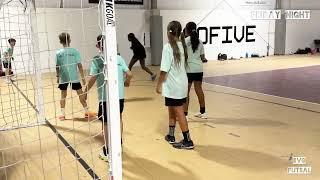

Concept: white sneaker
[[194, 112, 208, 119], [99, 152, 109, 162]]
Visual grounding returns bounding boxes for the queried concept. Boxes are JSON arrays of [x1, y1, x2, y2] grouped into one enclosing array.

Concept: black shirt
[[131, 40, 146, 58]]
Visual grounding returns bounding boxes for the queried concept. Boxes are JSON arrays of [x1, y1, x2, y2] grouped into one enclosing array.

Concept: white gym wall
[[3, 0, 320, 73], [283, 0, 320, 54], [285, 10, 320, 54], [0, 6, 150, 74], [157, 0, 276, 10], [36, 8, 150, 73], [160, 0, 276, 60]]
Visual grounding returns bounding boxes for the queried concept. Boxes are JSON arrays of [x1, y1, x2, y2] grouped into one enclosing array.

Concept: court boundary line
[[10, 80, 101, 180]]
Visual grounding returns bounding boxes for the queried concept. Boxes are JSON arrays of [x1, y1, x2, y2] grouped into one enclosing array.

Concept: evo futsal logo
[[104, 0, 115, 26], [288, 156, 312, 175]]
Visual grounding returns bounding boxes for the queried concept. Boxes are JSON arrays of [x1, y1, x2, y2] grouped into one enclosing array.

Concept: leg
[[173, 106, 189, 132], [76, 89, 88, 108], [5, 68, 9, 81], [165, 106, 177, 143], [101, 120, 109, 161], [103, 122, 109, 151], [194, 81, 206, 112], [120, 113, 123, 138], [168, 106, 176, 126], [139, 58, 154, 76], [172, 105, 194, 149], [75, 85, 96, 118], [119, 99, 124, 144], [60, 90, 67, 109], [99, 102, 109, 161], [59, 90, 67, 119], [128, 57, 139, 70], [183, 82, 192, 116], [4, 63, 10, 83]]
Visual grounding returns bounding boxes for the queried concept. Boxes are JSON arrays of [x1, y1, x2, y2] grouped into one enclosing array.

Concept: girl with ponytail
[[156, 20, 194, 150], [184, 22, 208, 119]]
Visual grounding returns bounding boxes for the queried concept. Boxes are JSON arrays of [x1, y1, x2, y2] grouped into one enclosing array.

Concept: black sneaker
[[165, 135, 176, 144], [99, 146, 108, 162], [172, 140, 194, 150]]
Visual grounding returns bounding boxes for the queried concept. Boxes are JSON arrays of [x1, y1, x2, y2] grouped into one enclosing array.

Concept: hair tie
[[192, 29, 197, 32]]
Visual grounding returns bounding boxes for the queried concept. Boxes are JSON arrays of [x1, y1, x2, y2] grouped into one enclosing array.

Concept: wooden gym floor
[[0, 55, 320, 180]]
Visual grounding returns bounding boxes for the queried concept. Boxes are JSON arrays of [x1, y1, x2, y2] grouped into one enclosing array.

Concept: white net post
[[27, 0, 45, 123], [102, 0, 123, 179]]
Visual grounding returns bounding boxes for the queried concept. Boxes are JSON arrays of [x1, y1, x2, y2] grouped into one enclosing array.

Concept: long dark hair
[[186, 22, 199, 53], [167, 21, 188, 66], [128, 33, 139, 44]]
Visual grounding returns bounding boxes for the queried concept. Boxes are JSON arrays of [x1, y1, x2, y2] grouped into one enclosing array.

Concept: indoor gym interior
[[0, 0, 320, 180]]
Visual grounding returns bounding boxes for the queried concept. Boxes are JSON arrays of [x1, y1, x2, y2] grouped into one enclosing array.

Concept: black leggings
[[128, 57, 153, 75]]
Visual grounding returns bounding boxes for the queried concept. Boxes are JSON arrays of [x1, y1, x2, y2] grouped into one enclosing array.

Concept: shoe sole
[[165, 137, 176, 144], [167, 141, 176, 144], [173, 145, 194, 150], [194, 115, 208, 119]]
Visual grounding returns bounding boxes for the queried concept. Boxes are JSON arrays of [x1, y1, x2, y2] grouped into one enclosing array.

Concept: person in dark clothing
[[128, 33, 156, 81]]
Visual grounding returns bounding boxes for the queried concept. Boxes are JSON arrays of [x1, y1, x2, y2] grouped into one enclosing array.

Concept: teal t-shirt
[[160, 42, 188, 99], [185, 37, 205, 73], [56, 48, 81, 84], [117, 55, 129, 100], [90, 55, 106, 102], [3, 48, 13, 63], [89, 55, 129, 102]]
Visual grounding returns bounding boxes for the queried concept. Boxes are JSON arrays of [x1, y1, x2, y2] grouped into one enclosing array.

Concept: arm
[[56, 65, 60, 83], [156, 71, 167, 94], [200, 40, 207, 63], [83, 75, 97, 100], [77, 63, 86, 85], [85, 76, 97, 93], [124, 70, 133, 87], [156, 45, 171, 94], [201, 54, 208, 63]]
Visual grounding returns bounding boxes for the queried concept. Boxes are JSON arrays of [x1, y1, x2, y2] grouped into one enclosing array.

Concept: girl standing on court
[[84, 35, 133, 161], [128, 33, 157, 81], [156, 21, 194, 149], [55, 32, 96, 120], [183, 22, 208, 119]]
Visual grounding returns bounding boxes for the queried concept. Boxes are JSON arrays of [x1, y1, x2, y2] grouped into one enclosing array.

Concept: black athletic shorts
[[98, 99, 125, 122], [165, 97, 187, 107], [3, 62, 12, 69], [58, 82, 82, 91], [187, 73, 203, 83], [133, 54, 146, 60]]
